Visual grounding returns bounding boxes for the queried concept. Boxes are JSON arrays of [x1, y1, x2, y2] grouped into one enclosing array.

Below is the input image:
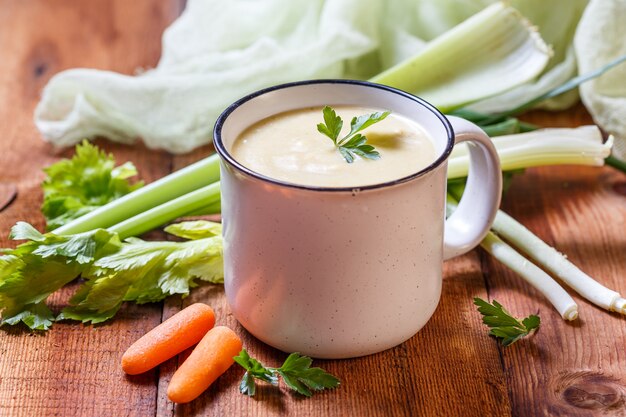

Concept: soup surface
[[231, 106, 437, 187]]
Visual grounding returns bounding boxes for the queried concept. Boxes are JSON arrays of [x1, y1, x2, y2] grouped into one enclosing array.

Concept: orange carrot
[[122, 303, 215, 375], [167, 326, 242, 403]]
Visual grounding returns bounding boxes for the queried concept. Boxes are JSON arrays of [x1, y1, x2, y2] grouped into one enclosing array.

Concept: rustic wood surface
[[0, 1, 625, 416]]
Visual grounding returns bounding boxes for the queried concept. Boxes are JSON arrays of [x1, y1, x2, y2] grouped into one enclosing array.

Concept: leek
[[447, 126, 612, 179], [472, 52, 626, 125], [480, 231, 579, 321], [492, 210, 626, 315], [370, 3, 551, 111]]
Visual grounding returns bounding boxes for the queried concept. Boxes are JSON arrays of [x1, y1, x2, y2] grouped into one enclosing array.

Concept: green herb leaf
[[338, 147, 355, 164], [2, 302, 55, 331], [474, 297, 540, 346], [164, 220, 222, 240], [0, 222, 223, 329], [316, 106, 343, 143], [0, 225, 120, 329], [347, 111, 390, 138], [41, 140, 143, 231], [317, 106, 389, 163], [276, 352, 340, 397], [239, 372, 257, 397], [60, 234, 224, 323], [234, 349, 278, 396], [234, 349, 340, 397]]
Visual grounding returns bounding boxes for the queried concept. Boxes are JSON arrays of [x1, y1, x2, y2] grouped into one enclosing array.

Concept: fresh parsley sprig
[[234, 349, 340, 397], [316, 106, 390, 163], [474, 298, 540, 346]]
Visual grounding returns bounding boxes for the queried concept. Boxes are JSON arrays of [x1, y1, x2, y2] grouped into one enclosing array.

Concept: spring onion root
[[492, 210, 626, 315]]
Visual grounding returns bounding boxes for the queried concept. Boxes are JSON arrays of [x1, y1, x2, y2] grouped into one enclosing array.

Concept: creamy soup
[[230, 106, 437, 187]]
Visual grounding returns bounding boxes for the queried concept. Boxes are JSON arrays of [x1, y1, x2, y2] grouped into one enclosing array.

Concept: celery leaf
[[60, 235, 223, 324], [164, 220, 222, 240], [41, 140, 143, 231], [1, 222, 223, 329], [0, 225, 121, 329], [2, 302, 55, 330]]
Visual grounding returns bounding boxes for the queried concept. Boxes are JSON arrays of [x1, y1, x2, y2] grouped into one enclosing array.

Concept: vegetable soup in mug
[[231, 106, 437, 187]]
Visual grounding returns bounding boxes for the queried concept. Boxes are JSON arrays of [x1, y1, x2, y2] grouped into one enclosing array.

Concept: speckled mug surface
[[214, 80, 502, 359]]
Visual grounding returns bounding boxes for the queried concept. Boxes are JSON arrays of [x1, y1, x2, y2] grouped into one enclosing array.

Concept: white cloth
[[34, 0, 593, 153], [35, 0, 379, 153], [575, 0, 626, 161]]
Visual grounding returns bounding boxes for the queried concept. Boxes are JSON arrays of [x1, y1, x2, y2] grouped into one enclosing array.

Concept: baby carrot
[[122, 303, 215, 375], [167, 326, 242, 404]]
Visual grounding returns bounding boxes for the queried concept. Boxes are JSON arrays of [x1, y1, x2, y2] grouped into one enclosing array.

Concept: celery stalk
[[370, 3, 551, 111], [109, 182, 221, 240], [53, 154, 220, 235]]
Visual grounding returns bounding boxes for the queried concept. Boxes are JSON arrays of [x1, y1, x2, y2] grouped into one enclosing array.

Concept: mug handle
[[443, 116, 502, 260]]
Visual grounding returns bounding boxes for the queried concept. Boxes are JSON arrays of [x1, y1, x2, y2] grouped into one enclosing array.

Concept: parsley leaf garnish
[[233, 349, 278, 396], [316, 106, 390, 163], [474, 297, 540, 346], [234, 349, 340, 397]]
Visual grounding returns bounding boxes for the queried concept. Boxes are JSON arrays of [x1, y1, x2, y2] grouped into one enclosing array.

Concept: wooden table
[[1, 1, 625, 416]]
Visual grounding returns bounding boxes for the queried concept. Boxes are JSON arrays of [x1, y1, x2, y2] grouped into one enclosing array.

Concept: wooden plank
[[0, 1, 179, 416], [151, 254, 510, 417], [156, 148, 512, 417], [485, 108, 626, 416], [14, 2, 626, 416]]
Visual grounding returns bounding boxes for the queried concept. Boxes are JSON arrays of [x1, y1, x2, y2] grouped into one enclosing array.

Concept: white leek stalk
[[480, 232, 579, 321], [447, 126, 612, 179], [447, 127, 624, 318], [492, 211, 626, 315], [446, 196, 578, 320], [370, 2, 551, 111]]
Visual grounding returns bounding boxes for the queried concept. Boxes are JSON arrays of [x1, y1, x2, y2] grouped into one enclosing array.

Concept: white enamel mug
[[214, 80, 501, 359]]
